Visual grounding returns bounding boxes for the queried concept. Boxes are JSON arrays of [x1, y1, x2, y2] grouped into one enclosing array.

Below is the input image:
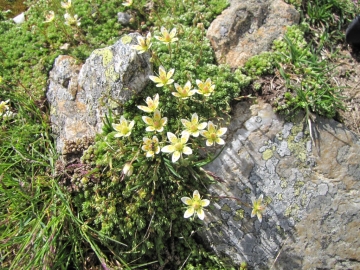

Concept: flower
[[181, 113, 207, 137], [122, 0, 133, 6], [142, 110, 167, 132], [137, 93, 159, 113], [155, 26, 178, 44], [172, 81, 196, 99], [132, 32, 152, 54], [45, 11, 55, 23], [61, 0, 71, 9], [123, 163, 134, 176], [200, 121, 227, 146], [181, 190, 210, 220], [149, 66, 175, 87], [112, 116, 135, 137], [251, 194, 266, 222], [195, 78, 215, 96], [0, 100, 10, 114], [142, 136, 160, 157], [64, 13, 81, 26], [161, 132, 192, 163]]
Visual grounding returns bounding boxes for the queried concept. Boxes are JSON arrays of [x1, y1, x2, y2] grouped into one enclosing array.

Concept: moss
[[233, 209, 245, 221], [221, 204, 232, 212]]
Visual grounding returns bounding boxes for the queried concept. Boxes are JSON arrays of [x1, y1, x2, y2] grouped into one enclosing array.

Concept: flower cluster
[[44, 0, 81, 27], [111, 25, 230, 221]]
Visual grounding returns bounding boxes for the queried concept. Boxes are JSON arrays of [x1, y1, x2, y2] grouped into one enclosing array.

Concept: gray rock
[[47, 33, 152, 154], [199, 102, 360, 269], [206, 0, 300, 68], [117, 12, 132, 25]]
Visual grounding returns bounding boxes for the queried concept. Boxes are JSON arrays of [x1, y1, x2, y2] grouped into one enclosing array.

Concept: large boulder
[[199, 101, 360, 269], [206, 0, 300, 68], [47, 33, 152, 154]]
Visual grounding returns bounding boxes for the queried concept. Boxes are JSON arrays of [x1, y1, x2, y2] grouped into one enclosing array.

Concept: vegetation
[[0, 0, 359, 269]]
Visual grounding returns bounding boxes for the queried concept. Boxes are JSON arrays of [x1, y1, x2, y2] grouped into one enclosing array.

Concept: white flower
[[200, 121, 227, 146], [61, 0, 71, 9], [64, 13, 81, 26], [155, 26, 178, 44], [142, 110, 167, 132], [181, 190, 210, 220], [172, 81, 196, 99], [181, 113, 207, 137], [142, 136, 160, 158], [149, 66, 175, 87], [112, 116, 135, 137], [161, 132, 192, 163], [137, 93, 159, 113]]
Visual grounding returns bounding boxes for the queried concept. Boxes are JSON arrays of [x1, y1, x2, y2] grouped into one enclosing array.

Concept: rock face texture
[[206, 0, 300, 68], [200, 101, 360, 269], [47, 33, 152, 154]]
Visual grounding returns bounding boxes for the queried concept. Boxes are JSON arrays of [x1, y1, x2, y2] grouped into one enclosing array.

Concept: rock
[[13, 12, 25, 24], [346, 16, 360, 46], [47, 33, 152, 154], [206, 0, 300, 68], [117, 12, 132, 25], [199, 101, 360, 269]]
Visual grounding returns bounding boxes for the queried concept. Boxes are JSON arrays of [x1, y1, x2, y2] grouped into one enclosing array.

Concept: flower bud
[[123, 162, 133, 176]]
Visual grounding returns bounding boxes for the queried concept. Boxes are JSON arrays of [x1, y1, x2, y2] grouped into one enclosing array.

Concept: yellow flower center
[[210, 133, 217, 140], [174, 142, 184, 152], [121, 126, 129, 134], [190, 125, 197, 132], [192, 201, 201, 210]]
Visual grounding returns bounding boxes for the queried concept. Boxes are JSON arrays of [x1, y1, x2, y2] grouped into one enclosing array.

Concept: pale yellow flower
[[181, 190, 210, 220], [181, 113, 207, 137], [122, 0, 133, 6], [112, 116, 135, 137], [200, 121, 227, 146], [142, 110, 167, 132], [195, 78, 215, 96], [172, 81, 196, 99], [155, 26, 178, 44], [123, 162, 134, 176], [61, 0, 71, 9], [137, 93, 159, 113], [64, 13, 81, 26], [45, 11, 55, 23], [161, 132, 192, 163], [251, 194, 266, 222], [132, 32, 152, 54], [0, 100, 10, 114], [142, 136, 160, 157], [149, 66, 175, 87]]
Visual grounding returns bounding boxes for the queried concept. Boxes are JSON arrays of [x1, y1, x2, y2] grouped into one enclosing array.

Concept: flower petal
[[193, 190, 200, 199], [181, 197, 192, 205], [196, 208, 205, 220], [142, 116, 153, 125], [206, 139, 214, 146], [197, 122, 207, 130], [161, 145, 175, 153], [182, 146, 192, 155], [191, 113, 198, 123], [167, 132, 178, 143], [217, 127, 227, 136], [137, 105, 153, 112], [167, 68, 175, 79], [184, 208, 194, 218], [215, 138, 225, 145], [172, 151, 181, 162], [201, 199, 210, 207]]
